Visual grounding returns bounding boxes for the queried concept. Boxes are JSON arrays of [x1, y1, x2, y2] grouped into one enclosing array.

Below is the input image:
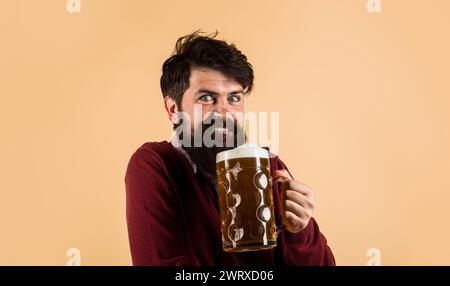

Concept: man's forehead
[[189, 68, 243, 92]]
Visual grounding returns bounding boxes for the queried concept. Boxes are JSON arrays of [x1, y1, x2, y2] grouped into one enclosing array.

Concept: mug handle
[[273, 175, 290, 238]]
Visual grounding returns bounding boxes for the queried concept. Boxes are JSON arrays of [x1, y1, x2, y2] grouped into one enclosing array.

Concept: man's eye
[[228, 95, 241, 103], [199, 95, 214, 102]]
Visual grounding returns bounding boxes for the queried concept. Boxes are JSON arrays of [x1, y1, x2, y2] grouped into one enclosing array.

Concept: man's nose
[[213, 97, 231, 117]]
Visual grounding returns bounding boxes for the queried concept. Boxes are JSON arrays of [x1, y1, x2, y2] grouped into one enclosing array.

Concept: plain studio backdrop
[[1, 0, 449, 265]]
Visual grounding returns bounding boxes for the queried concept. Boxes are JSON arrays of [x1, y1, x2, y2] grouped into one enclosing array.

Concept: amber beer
[[216, 143, 277, 252]]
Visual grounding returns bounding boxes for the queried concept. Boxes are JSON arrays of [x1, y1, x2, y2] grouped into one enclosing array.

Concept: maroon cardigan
[[125, 141, 335, 266]]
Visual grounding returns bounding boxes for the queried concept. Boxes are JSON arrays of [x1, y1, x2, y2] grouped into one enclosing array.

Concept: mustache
[[198, 114, 240, 132], [173, 113, 246, 148], [195, 114, 245, 148]]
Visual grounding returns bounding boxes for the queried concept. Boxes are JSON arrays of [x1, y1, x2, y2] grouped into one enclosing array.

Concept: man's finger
[[285, 190, 314, 209], [272, 169, 293, 181], [282, 180, 314, 198], [283, 210, 306, 230]]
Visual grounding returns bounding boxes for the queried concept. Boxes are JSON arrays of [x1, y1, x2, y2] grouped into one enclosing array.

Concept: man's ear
[[164, 96, 179, 123]]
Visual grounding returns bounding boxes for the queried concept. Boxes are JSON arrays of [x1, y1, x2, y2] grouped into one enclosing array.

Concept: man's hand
[[272, 169, 315, 234]]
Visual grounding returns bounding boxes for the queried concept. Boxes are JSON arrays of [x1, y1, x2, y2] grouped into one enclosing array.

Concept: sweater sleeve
[[276, 158, 336, 266], [125, 147, 188, 266]]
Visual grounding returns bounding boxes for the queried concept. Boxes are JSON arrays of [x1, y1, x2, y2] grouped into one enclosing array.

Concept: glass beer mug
[[216, 143, 283, 252]]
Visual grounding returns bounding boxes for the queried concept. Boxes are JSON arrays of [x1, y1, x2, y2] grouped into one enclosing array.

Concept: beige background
[[1, 0, 449, 265]]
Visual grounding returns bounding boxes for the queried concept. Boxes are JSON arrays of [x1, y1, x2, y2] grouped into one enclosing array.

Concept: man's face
[[180, 67, 245, 125], [172, 67, 246, 185]]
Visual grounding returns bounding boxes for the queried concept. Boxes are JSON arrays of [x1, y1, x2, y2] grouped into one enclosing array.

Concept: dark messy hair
[[160, 30, 254, 109]]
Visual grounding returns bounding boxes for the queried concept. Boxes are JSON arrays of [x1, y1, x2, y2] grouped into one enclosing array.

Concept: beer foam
[[216, 143, 269, 163]]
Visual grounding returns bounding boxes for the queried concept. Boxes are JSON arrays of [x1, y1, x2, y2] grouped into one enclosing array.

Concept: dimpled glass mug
[[216, 143, 283, 252]]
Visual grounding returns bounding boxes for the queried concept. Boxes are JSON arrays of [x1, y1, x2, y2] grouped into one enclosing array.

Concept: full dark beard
[[181, 116, 246, 188]]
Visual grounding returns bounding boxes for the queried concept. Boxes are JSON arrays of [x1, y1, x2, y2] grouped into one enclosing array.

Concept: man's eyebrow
[[196, 89, 219, 95], [196, 89, 244, 95]]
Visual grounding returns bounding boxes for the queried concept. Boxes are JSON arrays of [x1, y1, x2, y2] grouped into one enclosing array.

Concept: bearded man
[[125, 31, 335, 266]]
